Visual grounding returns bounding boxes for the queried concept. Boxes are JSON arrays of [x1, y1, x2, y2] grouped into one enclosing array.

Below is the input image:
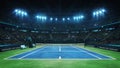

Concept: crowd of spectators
[[0, 21, 120, 45]]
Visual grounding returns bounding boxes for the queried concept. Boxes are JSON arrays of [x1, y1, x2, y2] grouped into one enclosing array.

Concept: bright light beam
[[14, 9, 28, 17]]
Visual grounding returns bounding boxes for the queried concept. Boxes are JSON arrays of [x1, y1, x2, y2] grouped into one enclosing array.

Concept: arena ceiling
[[0, 0, 120, 29]]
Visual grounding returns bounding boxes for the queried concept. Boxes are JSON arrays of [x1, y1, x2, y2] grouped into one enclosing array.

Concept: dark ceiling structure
[[0, 0, 120, 29], [0, 0, 120, 16]]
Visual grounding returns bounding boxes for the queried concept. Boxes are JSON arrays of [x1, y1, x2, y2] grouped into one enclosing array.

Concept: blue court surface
[[7, 44, 114, 60]]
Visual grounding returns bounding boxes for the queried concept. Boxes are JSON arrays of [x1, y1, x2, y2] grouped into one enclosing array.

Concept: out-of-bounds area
[[0, 44, 120, 68]]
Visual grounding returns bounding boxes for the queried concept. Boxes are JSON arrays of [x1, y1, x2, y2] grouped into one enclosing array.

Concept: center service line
[[71, 45, 102, 59], [59, 45, 61, 52], [59, 45, 62, 59]]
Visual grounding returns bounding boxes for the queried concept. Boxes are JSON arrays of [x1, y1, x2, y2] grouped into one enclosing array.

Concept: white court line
[[4, 47, 43, 60], [4, 46, 47, 60], [6, 58, 115, 60], [71, 45, 102, 59], [59, 45, 61, 52], [58, 45, 62, 59], [18, 50, 39, 59], [81, 47, 116, 60], [29, 51, 80, 52], [18, 46, 47, 59]]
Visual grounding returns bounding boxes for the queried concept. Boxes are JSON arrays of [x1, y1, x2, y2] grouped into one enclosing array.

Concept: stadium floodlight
[[96, 12, 99, 15], [73, 17, 76, 20], [55, 18, 58, 21], [36, 15, 41, 19], [79, 15, 84, 19], [99, 11, 102, 14], [14, 9, 28, 17], [62, 18, 65, 21], [17, 10, 21, 14], [93, 8, 106, 18], [73, 16, 77, 21], [81, 15, 83, 18], [73, 16, 78, 20], [101, 9, 106, 12], [93, 12, 96, 16], [50, 17, 53, 21], [67, 18, 70, 20], [15, 9, 18, 12], [35, 15, 47, 21], [24, 12, 27, 15], [73, 15, 84, 21]]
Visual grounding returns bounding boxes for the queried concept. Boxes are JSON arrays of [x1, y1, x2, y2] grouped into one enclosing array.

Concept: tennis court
[[7, 44, 113, 60]]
